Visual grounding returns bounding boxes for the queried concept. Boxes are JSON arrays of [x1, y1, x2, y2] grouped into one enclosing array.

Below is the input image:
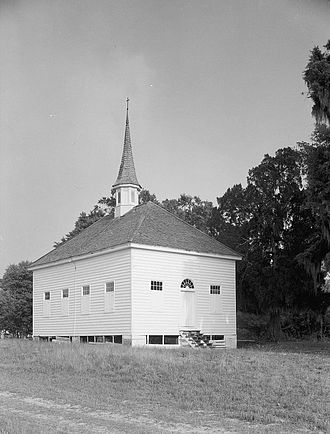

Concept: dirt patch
[[0, 391, 230, 433], [0, 390, 318, 433]]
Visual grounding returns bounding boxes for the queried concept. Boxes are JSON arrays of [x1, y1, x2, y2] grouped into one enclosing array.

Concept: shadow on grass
[[239, 339, 330, 355]]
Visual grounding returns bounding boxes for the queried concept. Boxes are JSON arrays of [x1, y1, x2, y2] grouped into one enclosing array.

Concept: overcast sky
[[0, 0, 329, 275]]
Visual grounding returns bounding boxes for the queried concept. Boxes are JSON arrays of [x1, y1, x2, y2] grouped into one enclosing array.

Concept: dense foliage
[[0, 261, 33, 336], [303, 41, 330, 125]]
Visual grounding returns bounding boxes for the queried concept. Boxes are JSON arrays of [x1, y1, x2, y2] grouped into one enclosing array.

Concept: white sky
[[0, 0, 329, 275]]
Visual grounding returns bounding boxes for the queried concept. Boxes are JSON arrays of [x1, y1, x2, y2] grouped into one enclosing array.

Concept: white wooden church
[[30, 102, 241, 348]]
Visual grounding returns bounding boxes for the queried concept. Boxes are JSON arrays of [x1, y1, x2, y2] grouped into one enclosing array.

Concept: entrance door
[[180, 290, 195, 328]]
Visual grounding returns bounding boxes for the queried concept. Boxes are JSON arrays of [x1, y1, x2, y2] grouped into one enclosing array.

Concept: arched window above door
[[180, 279, 194, 289]]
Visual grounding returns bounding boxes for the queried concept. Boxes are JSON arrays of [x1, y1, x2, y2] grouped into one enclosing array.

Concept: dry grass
[[0, 339, 329, 432]]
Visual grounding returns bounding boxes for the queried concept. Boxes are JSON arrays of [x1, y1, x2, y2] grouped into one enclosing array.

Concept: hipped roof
[[31, 202, 240, 268]]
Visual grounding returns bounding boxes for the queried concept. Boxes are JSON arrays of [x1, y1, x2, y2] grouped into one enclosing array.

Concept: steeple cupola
[[113, 99, 141, 218]]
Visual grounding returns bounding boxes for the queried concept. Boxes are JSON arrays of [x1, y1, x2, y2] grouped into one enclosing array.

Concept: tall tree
[[246, 148, 318, 338], [299, 41, 330, 327], [54, 189, 158, 247], [212, 148, 316, 339], [0, 261, 33, 337], [162, 194, 213, 233], [303, 40, 330, 125], [139, 189, 159, 205]]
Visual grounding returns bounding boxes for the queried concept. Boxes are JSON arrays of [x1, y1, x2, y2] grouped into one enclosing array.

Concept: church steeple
[[113, 99, 141, 218]]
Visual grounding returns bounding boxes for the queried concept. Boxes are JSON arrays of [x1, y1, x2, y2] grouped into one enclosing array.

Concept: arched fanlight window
[[180, 279, 194, 289]]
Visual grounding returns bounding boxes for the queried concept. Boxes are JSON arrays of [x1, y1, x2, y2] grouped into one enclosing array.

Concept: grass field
[[0, 340, 329, 433]]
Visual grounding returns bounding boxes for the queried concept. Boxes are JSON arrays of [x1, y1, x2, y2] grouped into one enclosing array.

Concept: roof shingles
[[31, 202, 240, 267], [113, 113, 140, 187]]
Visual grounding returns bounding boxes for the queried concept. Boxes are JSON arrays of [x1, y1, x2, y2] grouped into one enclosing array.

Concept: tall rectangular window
[[81, 285, 90, 314], [105, 281, 115, 312], [61, 289, 69, 316], [150, 281, 163, 311], [131, 190, 135, 203], [43, 291, 51, 317], [210, 285, 221, 314]]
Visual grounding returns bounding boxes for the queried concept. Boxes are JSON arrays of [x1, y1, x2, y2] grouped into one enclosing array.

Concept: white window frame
[[43, 291, 51, 317], [151, 281, 163, 291], [210, 285, 221, 295], [61, 288, 69, 316], [62, 288, 69, 298], [81, 284, 91, 315], [104, 281, 115, 313], [105, 281, 115, 293], [209, 284, 221, 314], [82, 285, 90, 296]]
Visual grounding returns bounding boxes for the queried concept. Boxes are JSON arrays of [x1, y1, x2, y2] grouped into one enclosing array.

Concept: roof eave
[[130, 242, 242, 260], [112, 182, 142, 189], [29, 243, 132, 271], [29, 239, 242, 272]]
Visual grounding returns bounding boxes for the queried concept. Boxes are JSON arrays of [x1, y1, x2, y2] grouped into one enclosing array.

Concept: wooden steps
[[179, 330, 221, 349]]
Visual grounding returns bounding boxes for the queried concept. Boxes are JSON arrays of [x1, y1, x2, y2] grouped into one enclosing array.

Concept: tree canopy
[[0, 261, 33, 337], [303, 40, 330, 125]]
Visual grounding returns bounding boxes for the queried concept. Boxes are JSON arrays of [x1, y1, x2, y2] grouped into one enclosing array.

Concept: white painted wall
[[131, 247, 237, 347], [33, 249, 131, 338], [33, 245, 237, 348]]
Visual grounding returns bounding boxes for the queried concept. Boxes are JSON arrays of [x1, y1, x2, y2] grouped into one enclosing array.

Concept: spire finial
[[126, 97, 129, 112]]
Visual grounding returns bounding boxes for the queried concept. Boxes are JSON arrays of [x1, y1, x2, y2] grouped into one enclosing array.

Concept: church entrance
[[180, 289, 196, 328]]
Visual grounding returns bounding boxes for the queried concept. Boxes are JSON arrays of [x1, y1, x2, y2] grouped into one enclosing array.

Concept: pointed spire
[[113, 98, 140, 188]]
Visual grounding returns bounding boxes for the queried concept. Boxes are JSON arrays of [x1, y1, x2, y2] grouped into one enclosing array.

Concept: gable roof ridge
[[129, 213, 147, 242], [146, 201, 240, 256]]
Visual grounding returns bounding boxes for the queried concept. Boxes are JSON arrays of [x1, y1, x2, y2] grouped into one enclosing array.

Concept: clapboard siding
[[33, 249, 131, 337], [131, 247, 236, 338]]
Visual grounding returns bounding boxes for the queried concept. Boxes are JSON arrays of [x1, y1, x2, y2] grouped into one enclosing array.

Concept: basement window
[[164, 335, 179, 345], [44, 291, 50, 300], [151, 281, 163, 291], [103, 335, 122, 344], [211, 335, 224, 341], [148, 335, 163, 344], [210, 285, 221, 295]]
